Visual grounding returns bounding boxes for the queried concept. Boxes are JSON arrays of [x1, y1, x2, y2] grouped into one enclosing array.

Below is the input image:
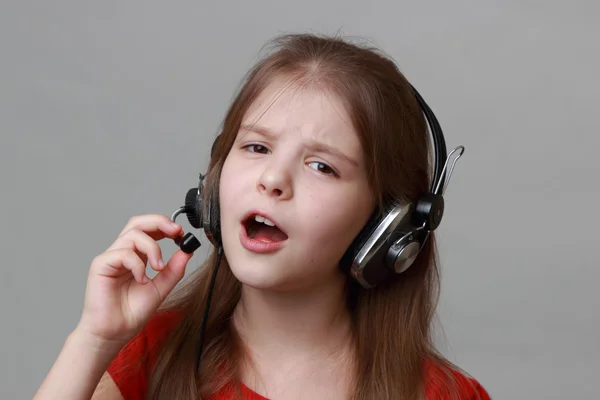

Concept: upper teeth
[[254, 215, 275, 226]]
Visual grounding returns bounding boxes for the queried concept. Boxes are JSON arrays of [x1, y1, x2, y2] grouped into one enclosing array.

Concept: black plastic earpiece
[[174, 232, 201, 254], [171, 181, 205, 254]]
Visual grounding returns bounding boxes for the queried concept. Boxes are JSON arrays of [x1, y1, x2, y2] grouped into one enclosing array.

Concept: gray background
[[1, 1, 598, 399]]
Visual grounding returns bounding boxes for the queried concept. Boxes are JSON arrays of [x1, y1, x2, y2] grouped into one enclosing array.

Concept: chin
[[221, 223, 295, 291], [228, 260, 295, 291]]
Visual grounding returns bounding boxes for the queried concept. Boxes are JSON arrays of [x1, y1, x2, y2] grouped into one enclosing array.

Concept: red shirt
[[107, 311, 490, 399]]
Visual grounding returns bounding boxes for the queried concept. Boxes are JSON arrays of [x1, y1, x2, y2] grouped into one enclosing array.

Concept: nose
[[256, 158, 294, 200]]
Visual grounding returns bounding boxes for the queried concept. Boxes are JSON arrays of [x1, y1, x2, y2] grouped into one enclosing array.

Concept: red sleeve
[[444, 376, 490, 400], [106, 310, 181, 400], [424, 360, 491, 399]]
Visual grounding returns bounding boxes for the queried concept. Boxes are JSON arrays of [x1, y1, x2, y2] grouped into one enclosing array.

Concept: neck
[[232, 272, 353, 359]]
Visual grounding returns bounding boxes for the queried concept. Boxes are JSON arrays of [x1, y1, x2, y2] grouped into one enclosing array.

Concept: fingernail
[[158, 259, 165, 269], [170, 221, 180, 229], [142, 276, 149, 284]]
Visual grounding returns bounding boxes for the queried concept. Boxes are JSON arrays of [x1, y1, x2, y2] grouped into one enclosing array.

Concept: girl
[[35, 33, 490, 400]]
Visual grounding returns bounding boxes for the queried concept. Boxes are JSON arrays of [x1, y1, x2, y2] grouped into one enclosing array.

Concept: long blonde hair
[[147, 33, 466, 399]]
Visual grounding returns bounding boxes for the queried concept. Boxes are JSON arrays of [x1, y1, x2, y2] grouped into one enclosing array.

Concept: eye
[[308, 161, 338, 177], [243, 144, 270, 154]]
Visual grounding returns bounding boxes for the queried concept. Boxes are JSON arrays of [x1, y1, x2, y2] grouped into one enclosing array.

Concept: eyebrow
[[239, 123, 359, 167]]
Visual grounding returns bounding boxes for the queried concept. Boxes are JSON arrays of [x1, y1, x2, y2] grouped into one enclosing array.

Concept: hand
[[75, 214, 193, 346]]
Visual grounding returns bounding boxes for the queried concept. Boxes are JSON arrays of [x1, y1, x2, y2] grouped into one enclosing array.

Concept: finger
[[93, 248, 149, 285], [118, 214, 183, 241], [151, 250, 194, 300], [107, 229, 165, 272]]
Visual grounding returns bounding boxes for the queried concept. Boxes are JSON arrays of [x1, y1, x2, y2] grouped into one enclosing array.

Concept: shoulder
[[106, 309, 183, 400], [423, 359, 491, 400]]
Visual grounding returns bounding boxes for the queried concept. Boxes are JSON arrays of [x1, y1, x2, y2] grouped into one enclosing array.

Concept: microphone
[[170, 186, 203, 254]]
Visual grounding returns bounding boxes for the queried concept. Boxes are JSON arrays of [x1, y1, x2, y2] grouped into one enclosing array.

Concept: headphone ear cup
[[385, 231, 424, 274], [184, 187, 203, 229], [180, 172, 222, 247], [339, 211, 382, 274], [341, 202, 424, 288]]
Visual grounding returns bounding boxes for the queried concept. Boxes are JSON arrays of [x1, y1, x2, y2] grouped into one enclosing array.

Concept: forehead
[[242, 76, 362, 157]]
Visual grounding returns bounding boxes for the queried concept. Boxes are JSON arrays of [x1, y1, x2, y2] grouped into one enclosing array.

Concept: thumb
[[151, 250, 194, 301]]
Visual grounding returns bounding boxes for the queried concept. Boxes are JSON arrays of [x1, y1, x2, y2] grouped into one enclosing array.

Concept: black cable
[[195, 245, 223, 373]]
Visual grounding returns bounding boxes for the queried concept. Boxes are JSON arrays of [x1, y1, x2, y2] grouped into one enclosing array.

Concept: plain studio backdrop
[[1, 1, 598, 399]]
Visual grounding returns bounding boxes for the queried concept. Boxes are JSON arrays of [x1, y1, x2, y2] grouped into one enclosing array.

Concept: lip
[[240, 210, 287, 235], [239, 209, 288, 254]]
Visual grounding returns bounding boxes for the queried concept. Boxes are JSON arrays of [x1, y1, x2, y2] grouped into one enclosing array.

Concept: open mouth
[[242, 213, 289, 243]]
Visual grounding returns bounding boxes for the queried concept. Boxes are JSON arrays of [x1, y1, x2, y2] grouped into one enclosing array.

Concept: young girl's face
[[219, 77, 375, 292]]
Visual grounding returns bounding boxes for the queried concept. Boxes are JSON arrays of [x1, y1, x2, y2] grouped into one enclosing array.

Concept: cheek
[[218, 159, 242, 218], [299, 186, 373, 249], [220, 156, 244, 196], [218, 165, 231, 207]]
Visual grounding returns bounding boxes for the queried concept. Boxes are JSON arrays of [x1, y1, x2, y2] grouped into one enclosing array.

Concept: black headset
[[172, 84, 464, 287], [170, 84, 465, 370]]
